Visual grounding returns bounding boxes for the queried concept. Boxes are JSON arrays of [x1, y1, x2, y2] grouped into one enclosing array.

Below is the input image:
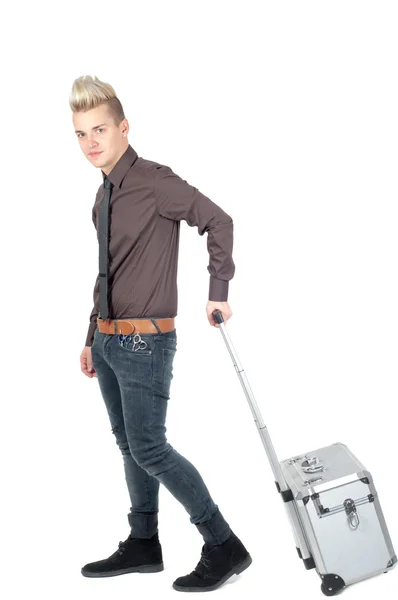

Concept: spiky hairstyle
[[69, 74, 125, 125]]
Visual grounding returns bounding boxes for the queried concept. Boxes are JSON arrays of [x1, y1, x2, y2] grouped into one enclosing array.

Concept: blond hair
[[69, 75, 125, 125]]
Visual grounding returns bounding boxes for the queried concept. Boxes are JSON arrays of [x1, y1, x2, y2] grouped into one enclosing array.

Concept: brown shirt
[[85, 144, 235, 346]]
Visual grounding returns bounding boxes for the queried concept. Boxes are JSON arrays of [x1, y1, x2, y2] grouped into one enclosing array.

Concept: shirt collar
[[101, 144, 139, 189]]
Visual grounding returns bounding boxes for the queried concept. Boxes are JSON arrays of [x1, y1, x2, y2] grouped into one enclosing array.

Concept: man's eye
[[77, 128, 104, 137]]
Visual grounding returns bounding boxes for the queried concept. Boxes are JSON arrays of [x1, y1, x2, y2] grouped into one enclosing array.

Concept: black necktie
[[98, 176, 114, 320]]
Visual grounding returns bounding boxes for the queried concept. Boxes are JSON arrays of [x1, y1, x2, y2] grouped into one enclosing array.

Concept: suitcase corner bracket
[[275, 480, 294, 502]]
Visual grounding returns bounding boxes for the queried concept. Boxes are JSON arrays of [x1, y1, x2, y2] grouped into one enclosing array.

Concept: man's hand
[[80, 346, 97, 378], [206, 301, 233, 327]]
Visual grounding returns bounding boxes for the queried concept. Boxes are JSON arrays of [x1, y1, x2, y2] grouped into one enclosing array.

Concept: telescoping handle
[[212, 310, 290, 496]]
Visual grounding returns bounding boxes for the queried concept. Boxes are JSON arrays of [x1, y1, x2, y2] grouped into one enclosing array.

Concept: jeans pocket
[[117, 333, 153, 355], [163, 348, 176, 398]]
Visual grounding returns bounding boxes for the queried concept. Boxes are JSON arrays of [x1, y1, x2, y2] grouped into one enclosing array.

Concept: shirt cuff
[[209, 276, 229, 302], [85, 319, 97, 347]]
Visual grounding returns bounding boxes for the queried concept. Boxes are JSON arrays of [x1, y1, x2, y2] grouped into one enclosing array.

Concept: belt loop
[[114, 319, 117, 334], [151, 317, 162, 334]]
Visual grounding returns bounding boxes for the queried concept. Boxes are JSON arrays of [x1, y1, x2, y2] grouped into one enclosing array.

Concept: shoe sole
[[172, 553, 252, 592], [81, 562, 164, 577]]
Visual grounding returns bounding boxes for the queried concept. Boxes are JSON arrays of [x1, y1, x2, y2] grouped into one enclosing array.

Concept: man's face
[[73, 104, 128, 172]]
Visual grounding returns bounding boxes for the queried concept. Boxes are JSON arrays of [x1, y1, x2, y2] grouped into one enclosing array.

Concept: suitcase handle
[[212, 311, 317, 562], [213, 310, 224, 325], [212, 310, 290, 494]]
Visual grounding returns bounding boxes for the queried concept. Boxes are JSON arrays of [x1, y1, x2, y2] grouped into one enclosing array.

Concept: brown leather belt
[[97, 316, 175, 335]]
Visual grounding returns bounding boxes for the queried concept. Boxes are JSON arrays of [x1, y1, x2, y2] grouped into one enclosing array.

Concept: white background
[[1, 1, 397, 599]]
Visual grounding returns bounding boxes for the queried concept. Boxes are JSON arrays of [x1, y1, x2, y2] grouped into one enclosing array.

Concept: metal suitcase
[[212, 310, 397, 596]]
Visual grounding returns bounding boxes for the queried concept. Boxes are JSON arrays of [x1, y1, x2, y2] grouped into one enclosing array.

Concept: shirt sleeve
[[154, 165, 235, 301], [85, 195, 101, 347], [85, 276, 99, 347]]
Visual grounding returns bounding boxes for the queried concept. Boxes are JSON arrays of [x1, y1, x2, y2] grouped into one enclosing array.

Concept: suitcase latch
[[344, 498, 360, 529], [301, 456, 324, 474]]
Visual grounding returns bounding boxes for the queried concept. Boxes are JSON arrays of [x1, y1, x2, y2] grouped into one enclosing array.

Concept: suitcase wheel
[[321, 583, 341, 596], [320, 574, 345, 596]]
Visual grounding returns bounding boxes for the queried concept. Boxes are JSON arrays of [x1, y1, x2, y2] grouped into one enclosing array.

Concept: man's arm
[[85, 196, 101, 347], [154, 165, 235, 302], [85, 276, 99, 347]]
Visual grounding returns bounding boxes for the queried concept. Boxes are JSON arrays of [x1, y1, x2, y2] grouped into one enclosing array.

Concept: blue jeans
[[90, 322, 231, 545]]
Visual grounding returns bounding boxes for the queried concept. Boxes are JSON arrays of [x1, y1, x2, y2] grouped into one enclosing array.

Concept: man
[[71, 74, 252, 592]]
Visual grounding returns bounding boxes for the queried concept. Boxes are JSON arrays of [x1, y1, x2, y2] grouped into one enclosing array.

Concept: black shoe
[[172, 530, 252, 592], [81, 531, 164, 577]]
